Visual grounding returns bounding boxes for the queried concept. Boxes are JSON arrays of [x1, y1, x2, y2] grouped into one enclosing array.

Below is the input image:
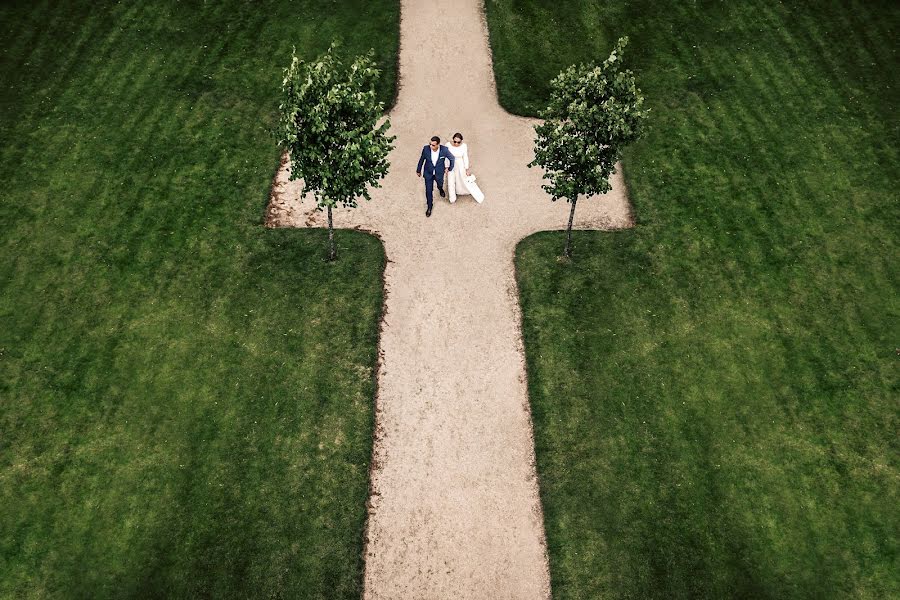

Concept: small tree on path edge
[[529, 37, 648, 258], [277, 44, 395, 261]]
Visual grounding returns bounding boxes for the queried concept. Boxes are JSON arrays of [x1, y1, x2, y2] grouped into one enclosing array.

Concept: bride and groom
[[415, 133, 485, 217]]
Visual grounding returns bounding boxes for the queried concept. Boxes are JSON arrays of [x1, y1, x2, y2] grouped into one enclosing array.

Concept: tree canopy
[[277, 44, 395, 258], [530, 36, 648, 204]]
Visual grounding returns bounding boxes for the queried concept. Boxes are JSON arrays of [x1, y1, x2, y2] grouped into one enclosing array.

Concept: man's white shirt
[[431, 149, 440, 166]]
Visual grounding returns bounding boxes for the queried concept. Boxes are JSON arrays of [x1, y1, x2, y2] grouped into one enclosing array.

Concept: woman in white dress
[[445, 132, 485, 204]]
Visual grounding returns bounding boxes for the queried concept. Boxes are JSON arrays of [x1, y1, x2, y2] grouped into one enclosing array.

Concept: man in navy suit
[[416, 135, 455, 217]]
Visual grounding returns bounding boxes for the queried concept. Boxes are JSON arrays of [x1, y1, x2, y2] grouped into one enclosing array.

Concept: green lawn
[[489, 0, 899, 597], [1, 1, 397, 597]]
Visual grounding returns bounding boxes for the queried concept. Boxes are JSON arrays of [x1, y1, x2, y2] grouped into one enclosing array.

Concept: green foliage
[[529, 37, 647, 203], [278, 45, 395, 210], [0, 0, 397, 596], [495, 0, 899, 597]]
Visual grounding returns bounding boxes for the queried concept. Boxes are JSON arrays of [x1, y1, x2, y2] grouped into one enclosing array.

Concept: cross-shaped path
[[268, 1, 632, 597]]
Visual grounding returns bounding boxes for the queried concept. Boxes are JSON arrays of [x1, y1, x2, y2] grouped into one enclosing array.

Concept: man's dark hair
[[431, 136, 441, 143], [453, 132, 463, 141]]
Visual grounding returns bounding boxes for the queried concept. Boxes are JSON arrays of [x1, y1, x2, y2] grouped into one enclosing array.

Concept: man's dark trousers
[[423, 171, 445, 211]]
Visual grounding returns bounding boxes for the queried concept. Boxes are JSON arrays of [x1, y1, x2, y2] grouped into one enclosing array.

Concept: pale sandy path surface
[[268, 1, 632, 598]]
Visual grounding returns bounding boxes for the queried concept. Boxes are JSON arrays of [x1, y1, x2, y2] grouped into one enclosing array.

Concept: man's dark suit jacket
[[416, 145, 455, 178]]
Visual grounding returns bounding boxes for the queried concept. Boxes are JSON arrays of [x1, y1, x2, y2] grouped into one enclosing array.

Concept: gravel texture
[[267, 1, 632, 597]]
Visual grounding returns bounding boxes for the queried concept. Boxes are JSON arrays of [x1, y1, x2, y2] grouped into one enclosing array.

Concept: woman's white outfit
[[445, 142, 485, 204]]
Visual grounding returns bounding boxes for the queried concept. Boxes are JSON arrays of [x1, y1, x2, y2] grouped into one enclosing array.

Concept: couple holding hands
[[415, 132, 485, 217]]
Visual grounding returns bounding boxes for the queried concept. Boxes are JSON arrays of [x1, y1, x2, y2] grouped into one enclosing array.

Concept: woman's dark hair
[[453, 132, 463, 141], [431, 135, 441, 143]]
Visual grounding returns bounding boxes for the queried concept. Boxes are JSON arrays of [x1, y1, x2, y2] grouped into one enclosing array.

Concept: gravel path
[[268, 1, 632, 597]]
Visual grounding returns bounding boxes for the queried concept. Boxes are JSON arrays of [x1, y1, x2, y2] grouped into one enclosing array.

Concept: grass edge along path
[[0, 1, 397, 597], [493, 0, 900, 597]]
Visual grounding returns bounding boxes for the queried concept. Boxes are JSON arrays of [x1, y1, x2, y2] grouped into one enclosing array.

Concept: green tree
[[277, 44, 395, 260], [530, 37, 648, 258]]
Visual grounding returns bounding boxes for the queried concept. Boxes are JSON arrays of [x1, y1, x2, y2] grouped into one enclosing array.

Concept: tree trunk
[[327, 205, 336, 261], [564, 196, 578, 258]]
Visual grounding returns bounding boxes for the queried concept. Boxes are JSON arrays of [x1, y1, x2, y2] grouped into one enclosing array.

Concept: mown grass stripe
[[494, 0, 897, 597], [2, 1, 397, 596]]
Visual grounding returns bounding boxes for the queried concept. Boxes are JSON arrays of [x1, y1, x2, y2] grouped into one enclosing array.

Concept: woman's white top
[[445, 142, 470, 169], [443, 141, 484, 203]]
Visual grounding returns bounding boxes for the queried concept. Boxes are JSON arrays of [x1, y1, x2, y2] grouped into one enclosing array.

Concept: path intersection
[[268, 1, 632, 597]]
